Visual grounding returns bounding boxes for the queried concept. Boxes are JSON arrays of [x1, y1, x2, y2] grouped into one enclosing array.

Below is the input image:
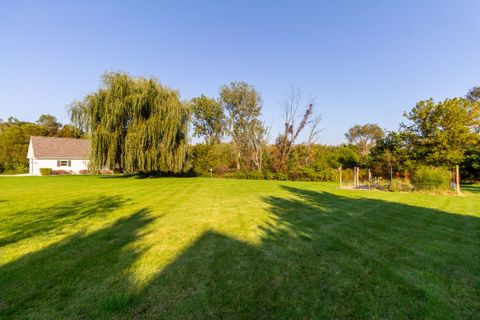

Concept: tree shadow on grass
[[1, 186, 479, 319], [124, 186, 480, 319], [0, 196, 128, 248], [100, 174, 193, 180], [0, 195, 129, 247], [0, 208, 154, 319]]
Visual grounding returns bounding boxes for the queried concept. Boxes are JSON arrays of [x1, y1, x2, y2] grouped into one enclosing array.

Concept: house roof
[[29, 136, 90, 159]]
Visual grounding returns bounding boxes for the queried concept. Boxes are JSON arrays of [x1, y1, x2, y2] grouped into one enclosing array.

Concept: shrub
[[79, 169, 89, 174], [52, 170, 72, 175], [1, 163, 29, 175], [245, 171, 263, 180], [219, 168, 339, 182], [285, 166, 338, 182], [412, 166, 452, 191], [212, 165, 229, 175], [39, 168, 52, 176], [273, 172, 289, 181], [263, 171, 276, 180], [190, 143, 237, 175], [222, 171, 264, 180]]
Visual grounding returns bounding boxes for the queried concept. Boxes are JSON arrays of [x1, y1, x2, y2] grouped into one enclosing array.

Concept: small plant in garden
[[412, 166, 452, 191], [388, 178, 413, 192], [371, 177, 413, 192]]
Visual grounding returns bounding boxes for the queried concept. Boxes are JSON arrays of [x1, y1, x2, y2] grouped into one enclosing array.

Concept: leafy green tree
[[401, 98, 479, 166], [219, 81, 263, 170], [461, 145, 480, 181], [333, 144, 361, 168], [36, 114, 61, 136], [57, 124, 79, 138], [0, 118, 46, 173], [190, 143, 237, 175], [466, 86, 480, 102], [370, 131, 411, 176], [191, 95, 225, 144], [460, 86, 480, 180], [69, 72, 190, 174], [466, 86, 480, 134], [345, 123, 384, 159]]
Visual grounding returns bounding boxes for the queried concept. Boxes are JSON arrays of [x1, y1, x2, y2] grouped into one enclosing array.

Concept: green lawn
[[0, 176, 479, 319]]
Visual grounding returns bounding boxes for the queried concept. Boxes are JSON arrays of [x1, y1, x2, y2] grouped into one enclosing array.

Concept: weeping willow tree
[[69, 72, 190, 174]]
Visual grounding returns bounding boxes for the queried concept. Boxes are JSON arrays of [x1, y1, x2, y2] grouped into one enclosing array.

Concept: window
[[57, 160, 71, 167]]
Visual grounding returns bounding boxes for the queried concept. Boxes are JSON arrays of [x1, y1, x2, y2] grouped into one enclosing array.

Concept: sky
[[1, 0, 479, 145]]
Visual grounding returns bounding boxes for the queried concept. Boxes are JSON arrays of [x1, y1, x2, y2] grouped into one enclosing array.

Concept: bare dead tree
[[277, 86, 315, 170], [305, 114, 322, 164]]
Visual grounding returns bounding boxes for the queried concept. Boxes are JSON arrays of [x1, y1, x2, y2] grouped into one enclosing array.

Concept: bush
[[52, 170, 72, 175], [412, 166, 452, 191], [39, 168, 52, 176], [1, 163, 29, 175], [190, 143, 237, 176], [213, 168, 339, 182], [273, 172, 289, 181], [286, 165, 338, 182], [222, 171, 264, 180], [239, 171, 262, 180], [212, 165, 229, 175]]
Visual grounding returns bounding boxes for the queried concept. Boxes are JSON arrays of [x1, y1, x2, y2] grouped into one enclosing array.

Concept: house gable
[[28, 136, 90, 159], [27, 138, 35, 159]]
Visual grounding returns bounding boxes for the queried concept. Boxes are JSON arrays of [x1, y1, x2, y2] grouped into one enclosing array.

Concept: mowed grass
[[0, 176, 479, 319]]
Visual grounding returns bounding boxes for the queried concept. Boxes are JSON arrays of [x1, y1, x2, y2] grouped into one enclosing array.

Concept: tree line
[[0, 115, 78, 173], [1, 72, 479, 182]]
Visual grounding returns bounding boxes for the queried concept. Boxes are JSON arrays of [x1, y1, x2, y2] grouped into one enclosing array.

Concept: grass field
[[0, 176, 479, 319]]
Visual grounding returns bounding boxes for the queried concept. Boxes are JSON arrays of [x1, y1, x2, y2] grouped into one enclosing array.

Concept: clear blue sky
[[1, 0, 479, 144]]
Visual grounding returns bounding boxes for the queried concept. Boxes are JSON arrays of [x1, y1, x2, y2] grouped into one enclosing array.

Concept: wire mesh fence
[[338, 165, 462, 194]]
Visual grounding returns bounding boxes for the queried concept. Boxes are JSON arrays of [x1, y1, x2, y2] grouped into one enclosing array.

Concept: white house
[[27, 136, 90, 175]]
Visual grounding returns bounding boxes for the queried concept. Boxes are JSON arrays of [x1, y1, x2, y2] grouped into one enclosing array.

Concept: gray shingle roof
[[30, 136, 90, 159]]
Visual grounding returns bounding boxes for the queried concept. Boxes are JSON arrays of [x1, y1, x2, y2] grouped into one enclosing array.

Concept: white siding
[[27, 140, 35, 158], [31, 159, 90, 176]]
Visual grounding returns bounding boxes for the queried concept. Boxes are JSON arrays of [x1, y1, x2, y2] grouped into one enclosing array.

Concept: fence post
[[353, 167, 356, 187], [357, 167, 360, 187], [354, 166, 359, 187], [339, 165, 342, 189], [455, 165, 461, 195], [353, 167, 355, 187], [368, 169, 371, 189], [353, 167, 358, 188]]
